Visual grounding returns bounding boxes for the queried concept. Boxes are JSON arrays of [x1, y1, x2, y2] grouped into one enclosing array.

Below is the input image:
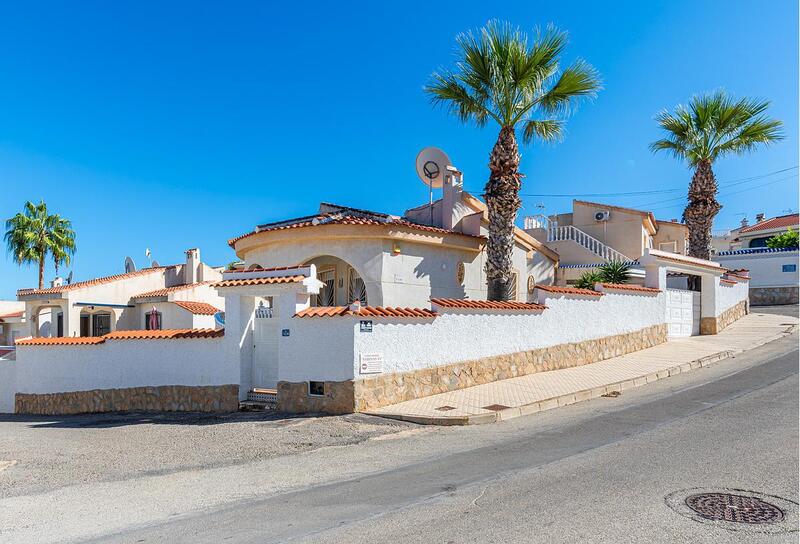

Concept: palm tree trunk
[[484, 126, 522, 301], [38, 256, 45, 290], [683, 159, 721, 261]]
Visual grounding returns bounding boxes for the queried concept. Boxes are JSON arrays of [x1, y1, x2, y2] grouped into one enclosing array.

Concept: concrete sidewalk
[[369, 311, 799, 425]]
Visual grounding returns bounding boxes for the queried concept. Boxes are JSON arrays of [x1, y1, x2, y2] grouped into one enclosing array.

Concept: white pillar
[[222, 294, 256, 400], [62, 300, 81, 337], [644, 264, 666, 290], [700, 275, 720, 319]]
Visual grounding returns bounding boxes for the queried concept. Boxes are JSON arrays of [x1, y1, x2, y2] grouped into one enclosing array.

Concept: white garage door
[[666, 288, 700, 337]]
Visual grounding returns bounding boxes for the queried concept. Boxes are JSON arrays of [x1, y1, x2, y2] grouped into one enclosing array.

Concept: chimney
[[441, 167, 464, 230], [185, 248, 200, 284], [671, 219, 678, 223], [756, 213, 765, 223], [740, 217, 749, 228], [50, 277, 64, 288]]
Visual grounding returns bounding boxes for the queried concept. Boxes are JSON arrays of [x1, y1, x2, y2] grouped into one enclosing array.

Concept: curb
[[372, 324, 797, 426]]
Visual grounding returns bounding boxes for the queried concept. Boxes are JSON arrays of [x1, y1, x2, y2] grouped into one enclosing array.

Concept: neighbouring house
[[712, 212, 799, 253], [0, 301, 28, 350], [228, 175, 559, 308], [524, 200, 688, 285], [16, 248, 224, 338], [715, 247, 798, 305]]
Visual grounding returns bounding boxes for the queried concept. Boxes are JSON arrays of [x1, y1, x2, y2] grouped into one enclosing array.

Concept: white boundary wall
[[12, 338, 230, 397], [716, 280, 749, 315], [715, 250, 798, 289], [0, 360, 16, 413], [279, 290, 666, 382]]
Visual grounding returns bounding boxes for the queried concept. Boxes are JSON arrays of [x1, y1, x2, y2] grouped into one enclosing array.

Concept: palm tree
[[426, 21, 600, 300], [650, 91, 783, 260], [5, 201, 76, 289]]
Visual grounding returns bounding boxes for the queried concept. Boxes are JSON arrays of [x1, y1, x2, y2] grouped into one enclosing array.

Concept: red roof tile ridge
[[172, 301, 222, 315], [134, 281, 216, 299], [429, 298, 547, 310], [598, 283, 661, 293], [18, 267, 168, 296], [533, 285, 603, 296]]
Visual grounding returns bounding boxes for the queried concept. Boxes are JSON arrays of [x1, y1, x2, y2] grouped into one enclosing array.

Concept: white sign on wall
[[359, 352, 384, 374]]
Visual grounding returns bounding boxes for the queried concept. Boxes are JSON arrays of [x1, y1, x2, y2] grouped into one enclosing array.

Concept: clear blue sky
[[1, 0, 797, 298]]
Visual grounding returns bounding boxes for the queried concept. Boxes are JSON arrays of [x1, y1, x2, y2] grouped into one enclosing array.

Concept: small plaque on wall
[[359, 352, 383, 374], [359, 320, 373, 332]]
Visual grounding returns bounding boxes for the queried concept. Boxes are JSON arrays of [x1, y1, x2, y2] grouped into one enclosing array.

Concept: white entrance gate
[[252, 302, 279, 389], [665, 288, 700, 337]]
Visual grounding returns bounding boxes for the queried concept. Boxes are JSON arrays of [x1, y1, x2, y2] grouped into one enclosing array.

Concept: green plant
[[597, 260, 632, 284], [766, 227, 799, 249], [4, 201, 76, 289], [650, 91, 783, 260], [574, 270, 603, 290], [426, 21, 600, 300]]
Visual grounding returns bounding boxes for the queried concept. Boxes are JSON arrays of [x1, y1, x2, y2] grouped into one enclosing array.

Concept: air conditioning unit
[[594, 210, 611, 222]]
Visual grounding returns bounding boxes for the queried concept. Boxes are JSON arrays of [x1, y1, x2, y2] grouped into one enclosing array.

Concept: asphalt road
[[86, 333, 798, 544]]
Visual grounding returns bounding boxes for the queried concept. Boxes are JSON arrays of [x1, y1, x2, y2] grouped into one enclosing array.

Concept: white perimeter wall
[[12, 338, 231, 399], [716, 251, 798, 288], [0, 360, 16, 412], [278, 291, 666, 382], [716, 281, 749, 315]]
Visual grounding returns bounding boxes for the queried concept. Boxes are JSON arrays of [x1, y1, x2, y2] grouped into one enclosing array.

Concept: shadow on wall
[[413, 255, 468, 301]]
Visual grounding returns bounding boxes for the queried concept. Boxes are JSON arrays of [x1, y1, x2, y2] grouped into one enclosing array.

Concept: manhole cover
[[665, 488, 798, 534], [435, 405, 456, 412], [482, 404, 510, 411], [685, 493, 784, 524]]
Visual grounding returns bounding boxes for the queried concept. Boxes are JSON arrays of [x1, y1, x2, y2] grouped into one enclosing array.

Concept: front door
[[252, 302, 279, 389]]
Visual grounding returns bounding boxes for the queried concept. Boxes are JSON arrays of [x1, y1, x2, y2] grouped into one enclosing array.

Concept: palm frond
[[522, 119, 564, 144]]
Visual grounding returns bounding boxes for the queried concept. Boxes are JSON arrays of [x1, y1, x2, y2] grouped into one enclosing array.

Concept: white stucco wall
[[12, 338, 230, 399], [0, 360, 16, 413], [275, 291, 665, 383], [715, 251, 798, 288], [716, 281, 749, 315]]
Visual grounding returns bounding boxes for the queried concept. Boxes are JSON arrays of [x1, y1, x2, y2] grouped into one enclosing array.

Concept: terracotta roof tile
[[229, 213, 484, 247], [104, 328, 223, 340], [15, 328, 223, 345], [739, 213, 799, 234], [0, 310, 24, 320], [17, 267, 169, 296], [134, 281, 216, 299], [295, 306, 437, 318], [16, 336, 105, 346], [172, 301, 221, 315], [214, 275, 306, 288], [649, 253, 724, 271], [598, 283, 661, 293], [430, 298, 547, 311], [720, 278, 737, 286], [723, 271, 750, 281], [534, 285, 603, 297]]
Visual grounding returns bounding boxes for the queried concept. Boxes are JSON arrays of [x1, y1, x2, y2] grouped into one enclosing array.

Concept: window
[[347, 267, 367, 305], [658, 241, 678, 253], [749, 237, 771, 248], [92, 313, 111, 336], [509, 270, 519, 301], [144, 310, 162, 330], [314, 268, 336, 307], [309, 381, 325, 396]]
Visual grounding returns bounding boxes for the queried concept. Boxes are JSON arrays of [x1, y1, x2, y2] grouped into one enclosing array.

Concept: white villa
[[17, 248, 224, 338], [228, 175, 559, 308]]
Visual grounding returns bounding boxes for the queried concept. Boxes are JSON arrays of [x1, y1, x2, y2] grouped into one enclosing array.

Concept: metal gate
[[665, 288, 700, 337], [252, 302, 279, 389]]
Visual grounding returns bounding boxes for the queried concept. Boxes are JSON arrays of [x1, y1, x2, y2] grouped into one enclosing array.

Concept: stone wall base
[[15, 384, 240, 415], [277, 324, 667, 414], [750, 286, 798, 306], [700, 300, 749, 335]]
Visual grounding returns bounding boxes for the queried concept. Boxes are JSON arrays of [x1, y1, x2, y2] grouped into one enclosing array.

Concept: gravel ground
[[0, 410, 413, 497]]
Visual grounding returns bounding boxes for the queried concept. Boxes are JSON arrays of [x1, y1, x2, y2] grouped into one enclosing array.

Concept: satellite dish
[[415, 147, 451, 189], [151, 260, 160, 268], [66, 270, 73, 284], [124, 256, 137, 273]]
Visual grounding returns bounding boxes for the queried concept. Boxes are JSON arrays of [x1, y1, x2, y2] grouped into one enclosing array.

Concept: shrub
[[766, 227, 799, 249], [598, 260, 632, 284], [574, 270, 603, 290]]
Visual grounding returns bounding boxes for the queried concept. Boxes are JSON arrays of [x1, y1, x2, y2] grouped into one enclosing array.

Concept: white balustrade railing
[[547, 225, 632, 263]]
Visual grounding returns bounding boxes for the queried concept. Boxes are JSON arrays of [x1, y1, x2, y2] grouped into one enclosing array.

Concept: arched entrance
[[303, 256, 367, 306]]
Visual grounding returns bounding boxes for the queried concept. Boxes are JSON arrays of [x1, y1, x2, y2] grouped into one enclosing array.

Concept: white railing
[[547, 225, 633, 263]]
